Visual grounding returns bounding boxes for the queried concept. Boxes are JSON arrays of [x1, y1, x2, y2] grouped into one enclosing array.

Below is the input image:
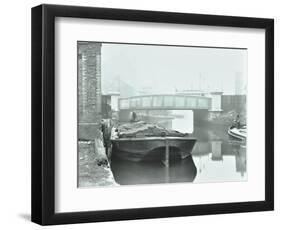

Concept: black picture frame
[[31, 4, 274, 225]]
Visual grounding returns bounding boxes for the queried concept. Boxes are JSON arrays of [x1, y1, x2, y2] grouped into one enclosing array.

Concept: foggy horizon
[[101, 42, 247, 96]]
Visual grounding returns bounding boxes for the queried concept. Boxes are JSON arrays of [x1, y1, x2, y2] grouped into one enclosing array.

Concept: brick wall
[[78, 42, 102, 140]]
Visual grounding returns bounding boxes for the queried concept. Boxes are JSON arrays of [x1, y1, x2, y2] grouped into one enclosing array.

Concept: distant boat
[[228, 125, 247, 140], [110, 121, 196, 162]]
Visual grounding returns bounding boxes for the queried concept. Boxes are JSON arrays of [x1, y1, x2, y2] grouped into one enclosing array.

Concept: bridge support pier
[[209, 92, 223, 112], [208, 92, 223, 120]]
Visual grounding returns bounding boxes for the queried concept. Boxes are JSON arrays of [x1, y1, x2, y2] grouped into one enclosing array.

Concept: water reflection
[[111, 154, 197, 185], [191, 124, 247, 182], [192, 141, 246, 183]]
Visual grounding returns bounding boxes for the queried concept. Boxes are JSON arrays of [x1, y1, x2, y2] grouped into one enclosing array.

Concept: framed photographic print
[[31, 4, 274, 225]]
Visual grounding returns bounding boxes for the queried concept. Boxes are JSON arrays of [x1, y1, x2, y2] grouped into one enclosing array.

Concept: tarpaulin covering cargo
[[117, 121, 188, 138]]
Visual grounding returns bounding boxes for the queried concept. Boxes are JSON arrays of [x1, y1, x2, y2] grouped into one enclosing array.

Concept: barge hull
[[111, 137, 196, 162]]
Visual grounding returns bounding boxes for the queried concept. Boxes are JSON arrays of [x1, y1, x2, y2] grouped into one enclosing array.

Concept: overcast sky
[[101, 43, 247, 95]]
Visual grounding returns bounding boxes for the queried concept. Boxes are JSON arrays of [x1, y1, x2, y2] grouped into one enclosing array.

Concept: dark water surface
[[111, 112, 247, 185]]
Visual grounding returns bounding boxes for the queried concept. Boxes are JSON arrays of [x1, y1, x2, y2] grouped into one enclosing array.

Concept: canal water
[[111, 111, 247, 185]]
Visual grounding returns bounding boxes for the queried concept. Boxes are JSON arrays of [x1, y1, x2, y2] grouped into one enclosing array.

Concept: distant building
[[102, 92, 120, 114], [175, 89, 208, 97], [103, 76, 138, 98], [139, 86, 153, 95], [235, 71, 246, 95]]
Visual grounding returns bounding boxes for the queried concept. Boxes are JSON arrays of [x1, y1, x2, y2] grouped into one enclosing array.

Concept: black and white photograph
[[29, 3, 274, 226], [78, 42, 247, 187]]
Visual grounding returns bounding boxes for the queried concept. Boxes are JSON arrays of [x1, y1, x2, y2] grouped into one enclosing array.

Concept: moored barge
[[111, 121, 196, 162]]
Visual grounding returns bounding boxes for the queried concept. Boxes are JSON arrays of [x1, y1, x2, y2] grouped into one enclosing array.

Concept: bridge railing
[[118, 94, 211, 110]]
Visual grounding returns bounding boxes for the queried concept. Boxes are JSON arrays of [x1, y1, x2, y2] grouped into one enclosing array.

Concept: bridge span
[[118, 94, 212, 111]]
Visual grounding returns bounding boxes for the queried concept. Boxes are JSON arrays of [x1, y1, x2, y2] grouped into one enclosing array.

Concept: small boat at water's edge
[[228, 125, 247, 140]]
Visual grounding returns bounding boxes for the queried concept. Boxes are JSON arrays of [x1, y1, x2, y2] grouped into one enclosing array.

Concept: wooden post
[[162, 139, 169, 167]]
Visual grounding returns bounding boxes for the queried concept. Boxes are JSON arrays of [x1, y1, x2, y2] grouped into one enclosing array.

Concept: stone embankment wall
[[78, 137, 117, 187]]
